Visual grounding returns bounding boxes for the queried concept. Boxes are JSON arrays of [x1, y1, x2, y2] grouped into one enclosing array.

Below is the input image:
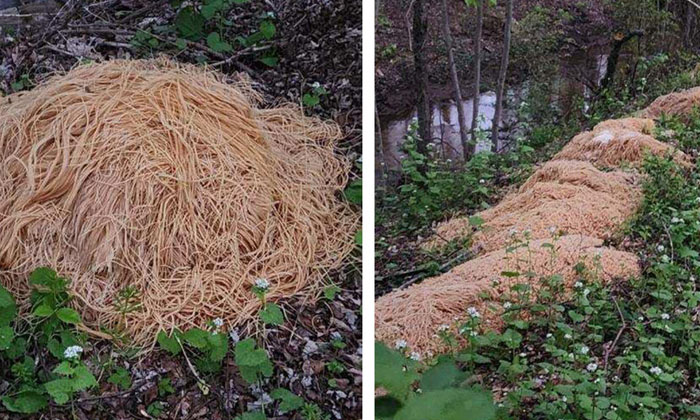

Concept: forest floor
[[0, 1, 362, 419]]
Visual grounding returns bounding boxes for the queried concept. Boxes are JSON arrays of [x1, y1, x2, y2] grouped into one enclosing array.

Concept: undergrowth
[[375, 111, 700, 419], [0, 268, 348, 419]]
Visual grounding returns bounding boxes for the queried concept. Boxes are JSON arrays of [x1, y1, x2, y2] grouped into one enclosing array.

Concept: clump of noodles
[[376, 235, 639, 354], [640, 86, 700, 120], [0, 59, 358, 348], [553, 118, 689, 167], [423, 160, 640, 251]]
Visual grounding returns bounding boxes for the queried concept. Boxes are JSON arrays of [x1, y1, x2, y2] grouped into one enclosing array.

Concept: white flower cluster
[[255, 277, 270, 291], [64, 345, 83, 359], [395, 339, 407, 350], [467, 307, 480, 318], [586, 362, 598, 372], [650, 366, 663, 375]]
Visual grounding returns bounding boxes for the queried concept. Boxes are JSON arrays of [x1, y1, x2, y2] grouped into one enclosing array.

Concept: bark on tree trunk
[[413, 0, 431, 155], [491, 0, 513, 152], [441, 0, 470, 159], [600, 30, 644, 91], [471, 0, 483, 146]]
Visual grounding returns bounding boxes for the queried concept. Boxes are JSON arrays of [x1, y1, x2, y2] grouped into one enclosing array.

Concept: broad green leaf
[[206, 331, 228, 362], [375, 342, 419, 401], [0, 284, 14, 307], [52, 361, 74, 376], [157, 330, 182, 355], [56, 308, 81, 325], [175, 7, 205, 40], [201, 0, 225, 19], [324, 284, 341, 300], [419, 360, 465, 391], [2, 391, 48, 414], [108, 367, 132, 390], [44, 379, 73, 404], [344, 179, 362, 204], [376, 395, 403, 419], [33, 304, 54, 317], [394, 388, 496, 420], [0, 285, 16, 326], [270, 388, 304, 414], [259, 303, 284, 325], [259, 55, 279, 67], [0, 325, 13, 350], [206, 32, 233, 53], [72, 365, 98, 391], [259, 20, 276, 39], [182, 328, 209, 349], [302, 93, 320, 107]]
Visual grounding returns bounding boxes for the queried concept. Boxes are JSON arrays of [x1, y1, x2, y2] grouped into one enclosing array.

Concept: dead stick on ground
[[604, 297, 626, 370]]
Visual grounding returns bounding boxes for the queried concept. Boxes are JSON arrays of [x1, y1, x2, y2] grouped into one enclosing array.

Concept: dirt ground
[[0, 1, 362, 419]]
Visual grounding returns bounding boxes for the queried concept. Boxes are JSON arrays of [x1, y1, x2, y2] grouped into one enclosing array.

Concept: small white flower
[[446, 159, 452, 164], [330, 331, 342, 341], [546, 333, 553, 338], [503, 302, 512, 309], [229, 329, 240, 343], [311, 81, 321, 89], [470, 331, 478, 337], [657, 245, 665, 252], [650, 366, 663, 375], [661, 254, 670, 263], [213, 318, 224, 328], [586, 362, 598, 372], [395, 339, 407, 350], [509, 228, 519, 236], [580, 345, 590, 355], [479, 179, 485, 184], [638, 316, 644, 321], [437, 324, 450, 332], [519, 352, 527, 358], [64, 345, 83, 359], [561, 396, 567, 402], [254, 277, 270, 290], [564, 333, 572, 339], [409, 352, 421, 361], [661, 313, 670, 320], [548, 226, 557, 234], [574, 281, 583, 289], [671, 217, 682, 224], [467, 307, 481, 318], [691, 275, 696, 282], [583, 288, 591, 296]]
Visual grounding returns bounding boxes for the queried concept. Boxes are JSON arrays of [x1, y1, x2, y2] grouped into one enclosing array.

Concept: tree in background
[[412, 0, 431, 155], [470, 0, 484, 145], [442, 0, 470, 158], [491, 0, 513, 151]]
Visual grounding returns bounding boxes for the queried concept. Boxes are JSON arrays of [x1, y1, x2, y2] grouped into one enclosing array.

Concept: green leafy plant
[[234, 338, 273, 384]]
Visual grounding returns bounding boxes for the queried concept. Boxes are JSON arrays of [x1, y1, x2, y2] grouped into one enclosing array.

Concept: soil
[[0, 1, 362, 419], [375, 0, 613, 119]]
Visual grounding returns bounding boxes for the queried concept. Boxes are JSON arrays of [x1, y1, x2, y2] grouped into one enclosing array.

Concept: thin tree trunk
[[413, 0, 431, 155], [441, 0, 470, 159], [471, 0, 483, 145], [600, 29, 644, 91], [491, 0, 513, 151]]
